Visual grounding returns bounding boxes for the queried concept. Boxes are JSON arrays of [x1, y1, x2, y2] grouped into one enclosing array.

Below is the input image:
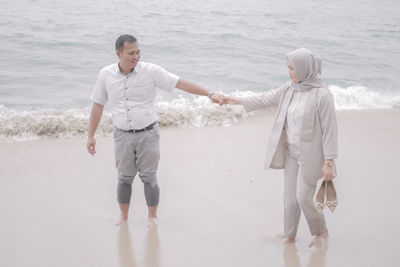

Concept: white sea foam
[[1, 85, 399, 141], [233, 85, 400, 110], [329, 85, 400, 110], [0, 97, 250, 141]]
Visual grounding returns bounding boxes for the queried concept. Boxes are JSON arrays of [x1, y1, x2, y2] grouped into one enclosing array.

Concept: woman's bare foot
[[115, 215, 128, 226], [282, 237, 295, 243], [309, 229, 329, 247]]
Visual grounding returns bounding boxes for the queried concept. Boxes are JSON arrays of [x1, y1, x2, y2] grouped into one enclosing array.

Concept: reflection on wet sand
[[144, 225, 160, 267], [118, 223, 160, 267], [283, 243, 327, 267], [308, 244, 327, 267], [118, 223, 136, 267], [283, 243, 301, 267]]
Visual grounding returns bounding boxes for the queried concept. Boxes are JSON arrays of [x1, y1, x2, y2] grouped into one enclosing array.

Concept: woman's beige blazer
[[241, 81, 338, 185]]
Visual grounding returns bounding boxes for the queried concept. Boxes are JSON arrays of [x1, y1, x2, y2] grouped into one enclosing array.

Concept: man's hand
[[209, 93, 225, 105], [322, 161, 335, 181], [87, 102, 104, 156], [87, 136, 96, 156]]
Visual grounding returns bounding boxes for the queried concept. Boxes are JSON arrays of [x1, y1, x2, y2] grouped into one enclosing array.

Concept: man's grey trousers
[[114, 123, 160, 206], [284, 147, 327, 238]]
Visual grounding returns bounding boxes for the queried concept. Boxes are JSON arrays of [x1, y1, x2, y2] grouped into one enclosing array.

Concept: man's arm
[[176, 78, 224, 103], [87, 102, 104, 156]]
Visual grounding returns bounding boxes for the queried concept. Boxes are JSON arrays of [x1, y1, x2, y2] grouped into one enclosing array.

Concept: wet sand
[[0, 108, 399, 267]]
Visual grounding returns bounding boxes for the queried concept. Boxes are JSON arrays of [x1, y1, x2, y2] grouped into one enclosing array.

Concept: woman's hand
[[322, 160, 335, 181], [221, 96, 242, 105]]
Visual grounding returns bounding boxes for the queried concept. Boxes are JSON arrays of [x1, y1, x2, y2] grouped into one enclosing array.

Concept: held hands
[[208, 92, 242, 105], [209, 92, 226, 105]]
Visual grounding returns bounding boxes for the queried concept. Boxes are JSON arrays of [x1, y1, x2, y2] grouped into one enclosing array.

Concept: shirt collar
[[117, 62, 139, 74]]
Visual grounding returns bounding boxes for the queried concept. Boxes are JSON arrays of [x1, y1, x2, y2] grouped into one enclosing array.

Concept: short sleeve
[[90, 69, 108, 105], [153, 65, 180, 92]]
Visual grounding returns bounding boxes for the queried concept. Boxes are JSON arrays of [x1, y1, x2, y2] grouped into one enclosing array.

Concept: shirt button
[[128, 109, 130, 111], [125, 88, 127, 90], [126, 98, 128, 100]]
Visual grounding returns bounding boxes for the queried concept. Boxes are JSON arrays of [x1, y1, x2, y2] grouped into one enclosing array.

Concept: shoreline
[[1, 107, 399, 143]]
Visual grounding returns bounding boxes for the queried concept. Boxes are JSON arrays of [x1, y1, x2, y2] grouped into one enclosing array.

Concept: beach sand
[[1, 108, 399, 267]]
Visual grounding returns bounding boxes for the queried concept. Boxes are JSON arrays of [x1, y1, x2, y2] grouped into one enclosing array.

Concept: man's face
[[116, 41, 140, 68]]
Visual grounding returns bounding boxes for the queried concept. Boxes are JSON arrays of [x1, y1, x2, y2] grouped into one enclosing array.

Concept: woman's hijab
[[286, 48, 325, 92]]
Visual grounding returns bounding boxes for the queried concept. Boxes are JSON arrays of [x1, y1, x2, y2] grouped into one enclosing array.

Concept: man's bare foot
[[282, 237, 295, 243], [309, 229, 329, 247], [147, 216, 158, 228], [116, 215, 128, 226]]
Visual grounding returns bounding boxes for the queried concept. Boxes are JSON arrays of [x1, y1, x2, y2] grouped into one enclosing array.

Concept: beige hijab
[[286, 48, 325, 92]]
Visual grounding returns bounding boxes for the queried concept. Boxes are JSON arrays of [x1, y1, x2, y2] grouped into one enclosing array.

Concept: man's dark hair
[[115, 34, 137, 51]]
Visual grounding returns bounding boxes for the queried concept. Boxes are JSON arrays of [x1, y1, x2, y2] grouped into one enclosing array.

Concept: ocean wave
[[0, 106, 113, 141], [329, 85, 400, 110], [233, 85, 400, 110], [0, 95, 251, 141], [1, 85, 399, 141]]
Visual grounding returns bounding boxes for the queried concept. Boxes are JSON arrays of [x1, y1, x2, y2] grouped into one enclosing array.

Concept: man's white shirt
[[91, 62, 180, 130]]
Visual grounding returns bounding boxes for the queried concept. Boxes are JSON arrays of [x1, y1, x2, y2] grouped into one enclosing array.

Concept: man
[[87, 34, 223, 226]]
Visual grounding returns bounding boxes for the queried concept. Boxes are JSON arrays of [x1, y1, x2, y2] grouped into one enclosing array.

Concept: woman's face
[[287, 63, 299, 83]]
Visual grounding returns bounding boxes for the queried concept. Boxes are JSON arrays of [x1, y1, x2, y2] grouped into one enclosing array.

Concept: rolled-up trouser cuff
[[144, 182, 160, 206], [117, 182, 132, 204]]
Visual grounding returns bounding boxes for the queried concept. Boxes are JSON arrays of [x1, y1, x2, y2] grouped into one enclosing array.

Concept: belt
[[124, 122, 157, 133]]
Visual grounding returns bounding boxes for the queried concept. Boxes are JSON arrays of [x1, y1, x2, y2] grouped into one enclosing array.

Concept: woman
[[222, 48, 338, 246]]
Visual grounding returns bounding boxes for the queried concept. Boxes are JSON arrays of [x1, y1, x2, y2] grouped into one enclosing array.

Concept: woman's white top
[[285, 90, 313, 157]]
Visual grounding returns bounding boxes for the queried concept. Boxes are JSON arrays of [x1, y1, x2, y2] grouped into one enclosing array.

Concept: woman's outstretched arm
[[221, 82, 290, 112]]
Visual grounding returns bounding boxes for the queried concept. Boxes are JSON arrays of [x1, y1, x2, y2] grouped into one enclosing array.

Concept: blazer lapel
[[265, 87, 294, 169]]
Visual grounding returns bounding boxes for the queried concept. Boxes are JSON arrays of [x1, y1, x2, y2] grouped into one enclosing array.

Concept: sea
[[1, 0, 399, 141]]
